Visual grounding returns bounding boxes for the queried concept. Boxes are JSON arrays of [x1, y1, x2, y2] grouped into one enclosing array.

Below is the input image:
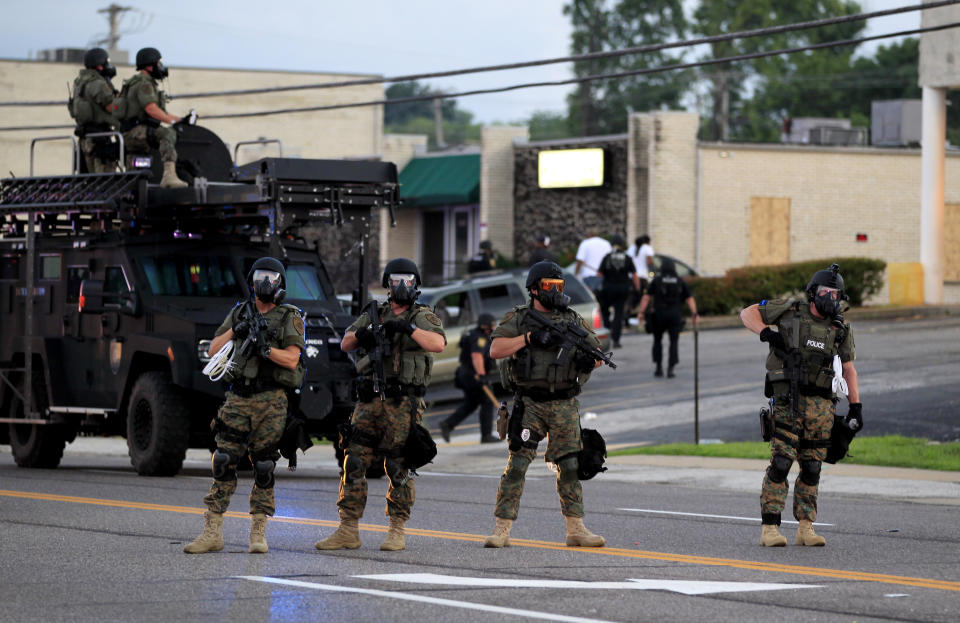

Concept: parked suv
[[417, 269, 611, 384]]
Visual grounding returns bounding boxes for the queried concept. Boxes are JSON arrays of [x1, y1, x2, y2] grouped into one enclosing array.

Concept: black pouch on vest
[[759, 407, 773, 442]]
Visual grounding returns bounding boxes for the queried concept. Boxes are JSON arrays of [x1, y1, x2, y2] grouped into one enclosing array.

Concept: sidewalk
[[694, 303, 960, 331]]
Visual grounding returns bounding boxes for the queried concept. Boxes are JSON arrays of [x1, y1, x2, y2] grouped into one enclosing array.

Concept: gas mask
[[252, 269, 285, 304], [813, 286, 841, 318], [388, 273, 419, 306], [100, 62, 117, 79], [150, 61, 169, 80], [534, 278, 570, 310]]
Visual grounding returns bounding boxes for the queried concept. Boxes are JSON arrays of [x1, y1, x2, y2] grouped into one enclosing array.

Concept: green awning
[[398, 153, 480, 207]]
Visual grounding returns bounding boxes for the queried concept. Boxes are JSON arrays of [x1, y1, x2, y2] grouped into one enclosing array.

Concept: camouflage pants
[[203, 389, 287, 516], [337, 396, 423, 521], [761, 394, 834, 522], [80, 136, 118, 173], [123, 124, 177, 163], [494, 396, 584, 520]]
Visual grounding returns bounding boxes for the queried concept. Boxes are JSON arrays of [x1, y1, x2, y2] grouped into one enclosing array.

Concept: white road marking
[[618, 508, 834, 526], [355, 573, 819, 596], [884, 594, 910, 598], [237, 576, 617, 623]]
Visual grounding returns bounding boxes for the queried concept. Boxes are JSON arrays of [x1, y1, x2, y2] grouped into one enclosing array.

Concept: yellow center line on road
[[3, 488, 958, 593]]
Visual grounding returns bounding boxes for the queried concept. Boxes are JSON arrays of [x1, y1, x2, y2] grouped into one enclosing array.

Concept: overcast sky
[[0, 0, 921, 124]]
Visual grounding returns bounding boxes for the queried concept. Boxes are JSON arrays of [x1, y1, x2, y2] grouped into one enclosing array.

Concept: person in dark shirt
[[636, 258, 698, 377], [467, 240, 498, 273], [528, 234, 558, 266], [597, 235, 640, 348], [439, 313, 501, 443]]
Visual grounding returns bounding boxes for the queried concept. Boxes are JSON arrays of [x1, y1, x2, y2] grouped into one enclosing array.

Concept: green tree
[[527, 110, 570, 141], [384, 81, 482, 149], [564, 0, 691, 137]]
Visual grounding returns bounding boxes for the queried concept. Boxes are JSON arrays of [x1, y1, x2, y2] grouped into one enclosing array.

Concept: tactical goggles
[[252, 269, 281, 285], [816, 286, 840, 299], [538, 278, 564, 293], [388, 273, 417, 287]]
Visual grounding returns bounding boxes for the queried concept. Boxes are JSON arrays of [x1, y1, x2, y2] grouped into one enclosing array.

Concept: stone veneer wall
[[512, 136, 629, 265]]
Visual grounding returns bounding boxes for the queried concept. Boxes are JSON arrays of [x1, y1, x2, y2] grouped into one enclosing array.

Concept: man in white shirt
[[575, 232, 612, 292], [626, 235, 655, 278]]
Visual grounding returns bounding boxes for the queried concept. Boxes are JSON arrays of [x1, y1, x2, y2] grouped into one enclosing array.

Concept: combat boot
[[760, 523, 787, 547], [564, 516, 605, 547], [795, 520, 826, 546], [654, 365, 663, 377], [314, 518, 361, 550], [160, 161, 188, 188], [380, 516, 406, 551], [183, 510, 224, 554], [483, 517, 513, 548], [249, 513, 268, 554]]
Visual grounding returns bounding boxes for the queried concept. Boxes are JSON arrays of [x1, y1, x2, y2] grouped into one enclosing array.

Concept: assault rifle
[[770, 311, 806, 423], [365, 299, 389, 401], [524, 308, 617, 370], [236, 294, 273, 361]]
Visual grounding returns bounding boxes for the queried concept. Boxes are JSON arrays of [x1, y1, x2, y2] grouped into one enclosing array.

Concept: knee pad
[[384, 457, 410, 488], [502, 455, 530, 486], [799, 460, 822, 486], [556, 454, 580, 485], [253, 459, 276, 489], [344, 453, 366, 484], [212, 449, 238, 481], [766, 454, 793, 484]]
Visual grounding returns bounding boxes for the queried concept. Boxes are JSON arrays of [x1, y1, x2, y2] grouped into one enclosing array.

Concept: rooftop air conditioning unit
[[808, 126, 867, 146], [871, 100, 922, 146]]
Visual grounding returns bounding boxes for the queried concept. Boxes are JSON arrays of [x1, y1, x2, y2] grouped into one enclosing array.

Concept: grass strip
[[608, 435, 960, 471]]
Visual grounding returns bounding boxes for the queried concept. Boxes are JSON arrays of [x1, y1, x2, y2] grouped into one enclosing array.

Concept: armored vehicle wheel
[[126, 372, 190, 476], [7, 369, 66, 469]]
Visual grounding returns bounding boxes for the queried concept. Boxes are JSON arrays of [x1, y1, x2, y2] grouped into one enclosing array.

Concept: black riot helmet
[[610, 234, 625, 249], [477, 312, 496, 331], [660, 258, 677, 277], [382, 257, 421, 305], [247, 257, 286, 304], [135, 47, 169, 79], [83, 47, 116, 79], [526, 261, 570, 310], [806, 263, 845, 318]]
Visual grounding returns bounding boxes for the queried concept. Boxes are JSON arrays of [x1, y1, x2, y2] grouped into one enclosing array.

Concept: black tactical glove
[[846, 402, 863, 432], [258, 342, 272, 360], [529, 328, 561, 348], [233, 320, 251, 340], [384, 319, 415, 339], [759, 327, 786, 351], [574, 351, 597, 373], [354, 326, 378, 349]]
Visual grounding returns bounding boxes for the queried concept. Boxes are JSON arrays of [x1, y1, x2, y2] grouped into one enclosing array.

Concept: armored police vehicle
[[0, 125, 397, 475]]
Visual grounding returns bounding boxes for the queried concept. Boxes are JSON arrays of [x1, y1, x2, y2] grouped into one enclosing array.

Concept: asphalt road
[[1, 315, 959, 622]]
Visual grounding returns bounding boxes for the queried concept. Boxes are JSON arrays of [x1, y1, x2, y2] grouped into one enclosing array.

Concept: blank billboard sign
[[537, 148, 605, 189]]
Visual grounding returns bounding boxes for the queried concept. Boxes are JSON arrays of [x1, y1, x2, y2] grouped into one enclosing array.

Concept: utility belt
[[772, 383, 835, 401], [516, 385, 580, 402], [120, 116, 161, 133], [229, 380, 284, 397], [355, 379, 426, 403]]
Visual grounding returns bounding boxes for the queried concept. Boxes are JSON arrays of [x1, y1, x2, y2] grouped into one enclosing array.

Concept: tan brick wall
[[0, 59, 383, 177], [481, 125, 528, 259], [644, 112, 699, 265]]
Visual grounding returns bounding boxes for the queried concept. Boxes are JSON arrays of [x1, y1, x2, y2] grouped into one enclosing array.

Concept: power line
[[1, 21, 957, 132], [1, 0, 956, 108]]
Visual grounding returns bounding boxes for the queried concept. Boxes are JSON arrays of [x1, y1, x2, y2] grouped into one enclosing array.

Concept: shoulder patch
[[476, 337, 487, 348], [424, 311, 442, 326], [139, 82, 154, 95], [292, 315, 305, 336], [501, 310, 515, 323]]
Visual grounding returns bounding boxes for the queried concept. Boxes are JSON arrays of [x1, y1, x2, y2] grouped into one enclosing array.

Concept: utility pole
[[98, 4, 132, 57], [433, 97, 446, 149]]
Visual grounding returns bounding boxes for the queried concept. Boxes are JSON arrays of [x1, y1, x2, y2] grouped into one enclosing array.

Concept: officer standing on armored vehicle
[[484, 261, 606, 549], [740, 263, 861, 547], [184, 257, 306, 555], [315, 258, 445, 552], [440, 312, 500, 444], [119, 47, 188, 188], [70, 48, 121, 173]]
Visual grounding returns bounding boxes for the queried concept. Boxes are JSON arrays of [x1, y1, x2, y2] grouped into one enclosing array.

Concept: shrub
[[688, 257, 886, 316]]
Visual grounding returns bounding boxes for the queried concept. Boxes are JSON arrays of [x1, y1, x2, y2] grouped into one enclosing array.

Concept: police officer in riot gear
[[484, 261, 606, 549], [740, 263, 861, 547], [185, 257, 306, 554], [636, 258, 698, 377], [119, 46, 188, 188], [440, 313, 500, 444], [70, 48, 121, 173], [597, 234, 640, 348], [316, 258, 445, 552]]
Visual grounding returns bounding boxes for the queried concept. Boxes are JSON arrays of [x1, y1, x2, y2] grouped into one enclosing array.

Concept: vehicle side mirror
[[120, 290, 141, 316], [78, 279, 105, 314]]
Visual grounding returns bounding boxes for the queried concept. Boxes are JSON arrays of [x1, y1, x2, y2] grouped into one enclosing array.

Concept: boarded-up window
[[946, 204, 960, 282], [749, 197, 791, 265]]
